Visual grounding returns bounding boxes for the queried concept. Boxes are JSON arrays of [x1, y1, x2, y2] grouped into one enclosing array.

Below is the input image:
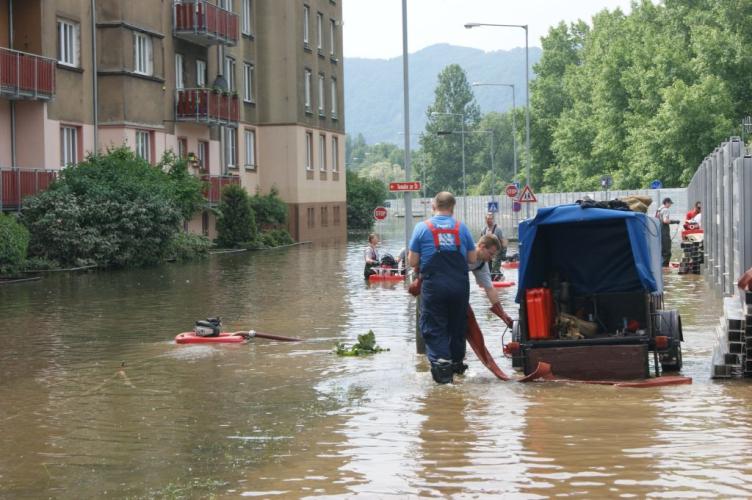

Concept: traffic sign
[[512, 201, 522, 213], [487, 201, 499, 213], [600, 175, 613, 189], [505, 184, 519, 198], [389, 181, 421, 192], [517, 184, 537, 203], [373, 206, 388, 220], [650, 180, 663, 189]]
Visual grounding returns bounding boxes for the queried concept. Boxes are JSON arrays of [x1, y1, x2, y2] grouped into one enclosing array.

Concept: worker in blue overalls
[[408, 191, 477, 384]]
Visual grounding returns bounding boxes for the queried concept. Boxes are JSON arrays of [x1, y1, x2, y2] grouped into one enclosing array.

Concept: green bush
[[346, 170, 387, 229], [0, 213, 30, 274], [20, 147, 204, 268], [249, 187, 288, 229], [259, 229, 294, 248], [216, 184, 257, 247], [166, 231, 212, 261]]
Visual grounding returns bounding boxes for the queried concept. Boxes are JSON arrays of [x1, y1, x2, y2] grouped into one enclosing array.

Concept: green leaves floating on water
[[335, 330, 389, 356]]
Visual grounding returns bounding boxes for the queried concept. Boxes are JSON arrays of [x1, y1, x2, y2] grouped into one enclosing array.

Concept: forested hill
[[344, 44, 541, 146]]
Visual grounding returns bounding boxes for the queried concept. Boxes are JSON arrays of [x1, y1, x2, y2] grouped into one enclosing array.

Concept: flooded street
[[2, 223, 752, 498]]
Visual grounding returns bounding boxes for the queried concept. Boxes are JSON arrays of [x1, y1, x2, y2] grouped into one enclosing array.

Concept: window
[[330, 77, 338, 117], [333, 206, 341, 226], [134, 33, 153, 75], [330, 19, 336, 56], [318, 74, 325, 115], [305, 132, 313, 170], [224, 57, 236, 91], [57, 19, 79, 67], [178, 137, 188, 159], [136, 130, 151, 161], [316, 12, 323, 51], [242, 0, 252, 35], [304, 69, 312, 111], [303, 5, 310, 46], [243, 63, 254, 102], [225, 128, 237, 169], [60, 126, 78, 166], [321, 206, 328, 227], [331, 136, 339, 172], [244, 129, 256, 169], [175, 54, 184, 89], [197, 140, 209, 170], [219, 0, 233, 11], [319, 134, 326, 171], [196, 60, 207, 87], [307, 207, 315, 228]]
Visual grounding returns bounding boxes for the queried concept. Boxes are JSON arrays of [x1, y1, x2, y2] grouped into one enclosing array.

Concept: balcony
[[176, 88, 239, 127], [0, 168, 58, 210], [173, 0, 239, 47], [201, 174, 240, 205], [0, 47, 56, 101]]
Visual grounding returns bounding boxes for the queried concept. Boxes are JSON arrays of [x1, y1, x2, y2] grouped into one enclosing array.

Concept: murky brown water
[[1, 224, 751, 498]]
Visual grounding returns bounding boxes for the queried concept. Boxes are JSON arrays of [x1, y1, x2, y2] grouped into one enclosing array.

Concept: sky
[[343, 0, 634, 59]]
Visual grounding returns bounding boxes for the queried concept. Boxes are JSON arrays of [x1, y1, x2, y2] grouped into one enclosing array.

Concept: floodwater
[[1, 224, 751, 499]]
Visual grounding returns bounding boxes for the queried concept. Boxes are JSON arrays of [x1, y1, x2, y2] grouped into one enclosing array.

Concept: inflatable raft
[[492, 281, 516, 288], [368, 271, 404, 282], [175, 332, 247, 344], [502, 261, 520, 269]]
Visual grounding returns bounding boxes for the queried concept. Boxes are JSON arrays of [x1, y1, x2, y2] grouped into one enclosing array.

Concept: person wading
[[480, 213, 507, 280], [656, 197, 674, 267], [409, 192, 476, 384], [363, 233, 380, 279]]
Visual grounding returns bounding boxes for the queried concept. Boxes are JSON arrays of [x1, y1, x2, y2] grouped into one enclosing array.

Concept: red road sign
[[373, 206, 388, 220], [505, 184, 519, 198], [389, 181, 421, 192], [517, 185, 537, 203]]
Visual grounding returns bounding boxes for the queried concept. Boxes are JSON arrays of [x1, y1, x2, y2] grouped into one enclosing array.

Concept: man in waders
[[656, 197, 673, 267], [471, 234, 514, 327], [481, 213, 507, 280], [408, 192, 476, 384]]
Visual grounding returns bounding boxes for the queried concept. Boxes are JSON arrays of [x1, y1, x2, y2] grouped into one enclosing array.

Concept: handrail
[[173, 0, 239, 46], [200, 174, 240, 204], [175, 88, 239, 125], [0, 167, 58, 211], [0, 46, 56, 99]]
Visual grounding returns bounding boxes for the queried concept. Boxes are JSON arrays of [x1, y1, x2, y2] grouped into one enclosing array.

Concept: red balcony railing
[[176, 88, 239, 126], [0, 168, 58, 210], [201, 174, 240, 204], [0, 47, 56, 100], [173, 0, 239, 46]]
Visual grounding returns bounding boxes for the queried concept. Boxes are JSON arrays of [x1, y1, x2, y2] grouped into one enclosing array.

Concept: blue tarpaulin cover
[[515, 204, 663, 303]]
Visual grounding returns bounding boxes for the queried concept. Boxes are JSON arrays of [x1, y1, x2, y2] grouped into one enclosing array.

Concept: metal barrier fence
[[390, 187, 687, 236], [0, 168, 58, 211]]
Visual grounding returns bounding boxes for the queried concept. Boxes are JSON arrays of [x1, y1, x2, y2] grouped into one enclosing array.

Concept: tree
[[0, 213, 29, 274], [216, 184, 257, 247], [346, 170, 387, 229], [418, 64, 481, 196]]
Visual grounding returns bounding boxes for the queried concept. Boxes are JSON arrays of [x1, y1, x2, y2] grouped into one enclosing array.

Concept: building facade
[[0, 0, 345, 242]]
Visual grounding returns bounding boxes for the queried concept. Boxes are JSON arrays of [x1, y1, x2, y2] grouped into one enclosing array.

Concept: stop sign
[[505, 184, 519, 198], [373, 206, 388, 220]]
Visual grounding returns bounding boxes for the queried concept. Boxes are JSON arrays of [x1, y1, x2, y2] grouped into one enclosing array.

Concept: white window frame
[[318, 134, 326, 172], [304, 69, 312, 111], [196, 60, 207, 87], [225, 128, 237, 169], [330, 77, 338, 117], [219, 0, 233, 11], [303, 5, 310, 46], [316, 12, 323, 51], [197, 140, 208, 170], [305, 132, 313, 171], [134, 33, 153, 76], [175, 54, 184, 89], [318, 74, 325, 114], [243, 63, 254, 102], [136, 130, 151, 161], [224, 56, 236, 92], [242, 0, 252, 35], [60, 126, 78, 167], [244, 129, 256, 169], [57, 19, 79, 67], [331, 136, 339, 172], [330, 19, 336, 57]]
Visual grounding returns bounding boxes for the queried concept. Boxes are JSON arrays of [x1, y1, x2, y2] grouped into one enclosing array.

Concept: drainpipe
[[9, 0, 16, 168], [217, 44, 224, 174], [91, 0, 98, 152]]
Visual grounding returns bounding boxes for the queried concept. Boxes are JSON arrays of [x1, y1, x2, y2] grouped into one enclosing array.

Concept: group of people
[[392, 192, 511, 384], [656, 198, 702, 267]]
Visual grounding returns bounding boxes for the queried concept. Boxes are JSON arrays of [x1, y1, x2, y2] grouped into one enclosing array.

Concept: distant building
[[0, 0, 345, 242]]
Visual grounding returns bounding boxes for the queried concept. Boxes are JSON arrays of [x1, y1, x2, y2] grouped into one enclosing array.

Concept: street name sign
[[389, 181, 421, 192]]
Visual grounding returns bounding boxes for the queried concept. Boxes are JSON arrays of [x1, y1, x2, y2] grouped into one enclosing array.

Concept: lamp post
[[472, 82, 517, 180], [465, 22, 531, 217], [431, 111, 466, 219], [438, 129, 496, 210]]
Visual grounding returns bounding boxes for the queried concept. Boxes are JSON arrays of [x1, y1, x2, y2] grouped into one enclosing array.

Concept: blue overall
[[419, 221, 470, 364]]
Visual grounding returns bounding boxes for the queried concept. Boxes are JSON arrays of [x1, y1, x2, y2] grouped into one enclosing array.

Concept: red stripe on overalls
[[425, 220, 461, 249]]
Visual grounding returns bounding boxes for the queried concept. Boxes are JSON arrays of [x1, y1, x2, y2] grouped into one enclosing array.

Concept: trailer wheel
[[657, 310, 683, 372]]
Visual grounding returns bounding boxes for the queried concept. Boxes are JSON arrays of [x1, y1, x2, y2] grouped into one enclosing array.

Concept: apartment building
[[0, 0, 345, 242]]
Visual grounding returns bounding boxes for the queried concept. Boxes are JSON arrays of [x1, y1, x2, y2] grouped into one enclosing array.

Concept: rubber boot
[[452, 361, 469, 375], [430, 359, 454, 384]]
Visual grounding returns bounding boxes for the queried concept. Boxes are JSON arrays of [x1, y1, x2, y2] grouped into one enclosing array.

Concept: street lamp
[[437, 129, 496, 202], [431, 111, 466, 219], [472, 82, 517, 180], [465, 22, 531, 217]]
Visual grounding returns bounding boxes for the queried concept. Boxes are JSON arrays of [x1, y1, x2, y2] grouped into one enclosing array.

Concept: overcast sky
[[343, 0, 634, 59]]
